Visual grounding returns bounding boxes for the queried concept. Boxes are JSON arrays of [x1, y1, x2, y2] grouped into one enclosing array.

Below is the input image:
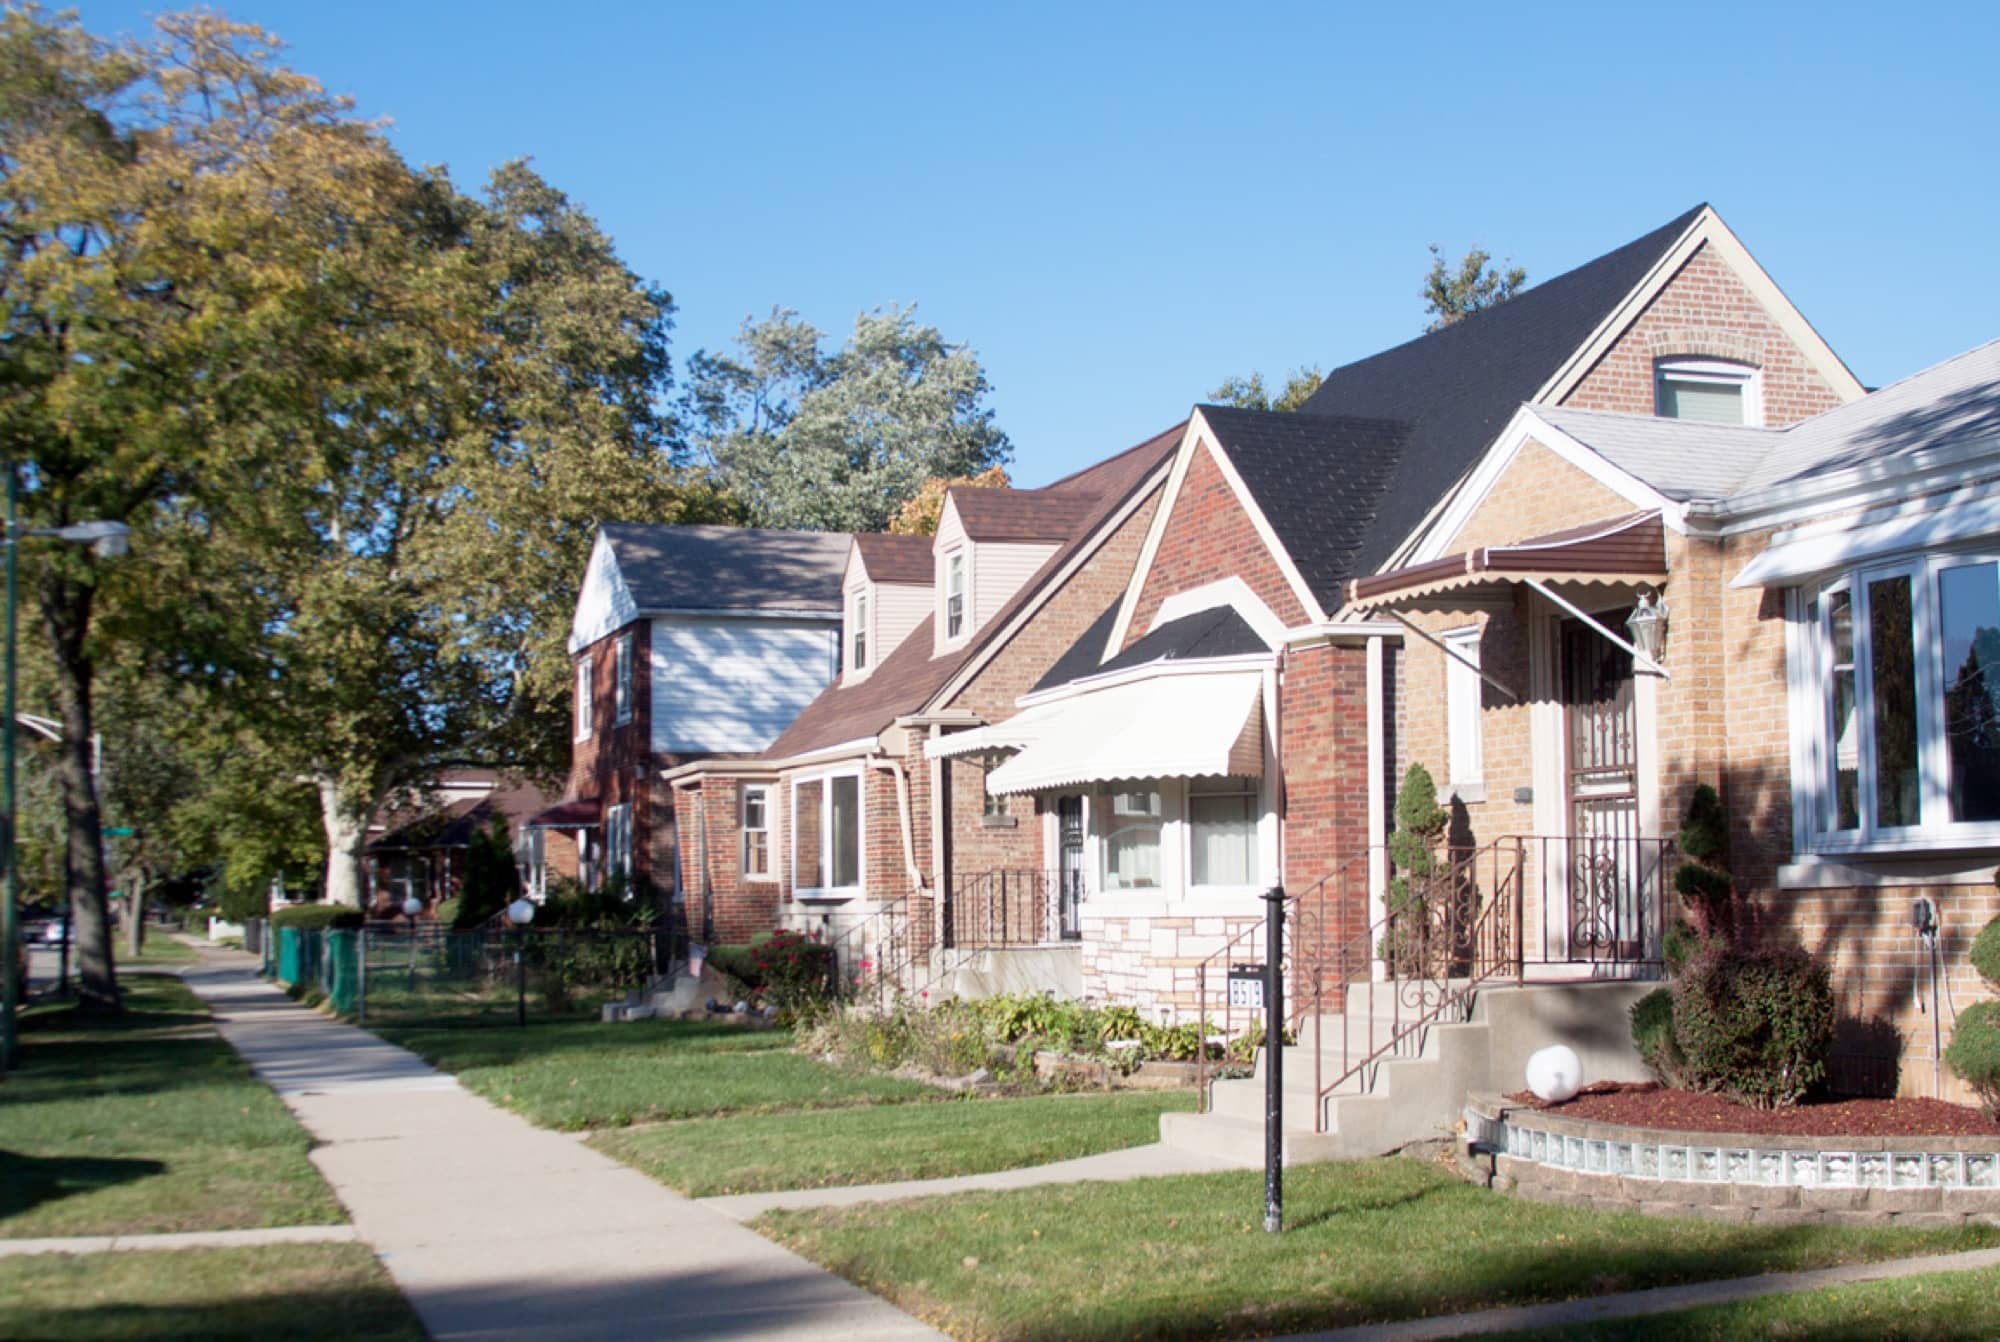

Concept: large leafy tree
[[1207, 367, 1324, 414], [1421, 243, 1527, 332], [687, 306, 1011, 532]]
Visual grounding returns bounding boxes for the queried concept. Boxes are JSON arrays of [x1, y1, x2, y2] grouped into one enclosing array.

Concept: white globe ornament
[[1525, 1045, 1583, 1103]]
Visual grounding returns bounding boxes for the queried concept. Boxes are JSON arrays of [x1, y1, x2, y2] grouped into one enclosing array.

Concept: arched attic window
[[1654, 356, 1763, 426]]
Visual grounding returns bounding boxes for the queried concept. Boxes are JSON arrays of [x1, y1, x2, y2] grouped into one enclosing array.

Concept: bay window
[[1100, 789, 1162, 890], [1802, 553, 2000, 845], [1189, 777, 1259, 887]]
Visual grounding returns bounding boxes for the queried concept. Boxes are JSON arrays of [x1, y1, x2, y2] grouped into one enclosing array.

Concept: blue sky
[[75, 1, 2000, 487]]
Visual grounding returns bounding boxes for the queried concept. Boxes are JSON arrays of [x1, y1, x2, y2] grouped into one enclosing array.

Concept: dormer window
[[852, 592, 868, 671], [946, 552, 966, 639], [1656, 358, 1761, 426]]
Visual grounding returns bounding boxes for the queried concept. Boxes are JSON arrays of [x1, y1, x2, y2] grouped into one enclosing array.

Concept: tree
[[687, 306, 1011, 532], [1207, 367, 1323, 414], [887, 465, 1010, 536], [0, 7, 433, 1006], [1421, 244, 1527, 332]]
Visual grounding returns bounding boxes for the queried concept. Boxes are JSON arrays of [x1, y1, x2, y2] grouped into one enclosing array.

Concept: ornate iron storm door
[[1559, 613, 1648, 963]]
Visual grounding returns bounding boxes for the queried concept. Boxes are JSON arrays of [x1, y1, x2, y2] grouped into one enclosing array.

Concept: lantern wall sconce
[[1626, 590, 1669, 662]]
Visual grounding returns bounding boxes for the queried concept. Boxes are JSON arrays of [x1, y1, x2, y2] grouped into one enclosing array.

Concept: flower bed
[[1463, 1090, 2000, 1228], [1506, 1081, 2000, 1138]]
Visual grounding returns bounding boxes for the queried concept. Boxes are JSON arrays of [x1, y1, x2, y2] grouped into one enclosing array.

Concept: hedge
[[269, 904, 364, 931], [1670, 943, 1833, 1109]]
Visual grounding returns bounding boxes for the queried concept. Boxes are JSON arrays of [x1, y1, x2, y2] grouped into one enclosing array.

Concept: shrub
[[1970, 914, 2000, 988], [1945, 1000, 2000, 1120], [217, 883, 269, 924], [270, 904, 364, 931], [1630, 987, 1683, 1086], [1670, 943, 1834, 1108], [709, 930, 834, 1011], [1662, 919, 1700, 976], [1673, 783, 1733, 935], [435, 896, 463, 928]]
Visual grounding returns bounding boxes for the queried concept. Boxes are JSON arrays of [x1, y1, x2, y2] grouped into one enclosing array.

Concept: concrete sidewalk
[[701, 1141, 1242, 1220], [179, 951, 944, 1341]]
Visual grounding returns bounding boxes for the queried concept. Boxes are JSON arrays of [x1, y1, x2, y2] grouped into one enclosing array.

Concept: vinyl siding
[[651, 616, 841, 753], [569, 533, 640, 653], [973, 541, 1057, 628]]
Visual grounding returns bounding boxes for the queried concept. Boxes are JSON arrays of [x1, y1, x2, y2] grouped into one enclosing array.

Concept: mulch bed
[[1505, 1081, 2000, 1138]]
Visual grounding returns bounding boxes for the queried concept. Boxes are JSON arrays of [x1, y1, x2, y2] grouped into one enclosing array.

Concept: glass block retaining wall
[[1462, 1094, 2000, 1226]]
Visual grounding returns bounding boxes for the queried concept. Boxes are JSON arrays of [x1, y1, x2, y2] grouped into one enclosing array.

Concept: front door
[[1560, 614, 1646, 963], [1057, 797, 1085, 940]]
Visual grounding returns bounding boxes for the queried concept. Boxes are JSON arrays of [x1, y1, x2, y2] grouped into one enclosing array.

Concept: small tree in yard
[[1673, 783, 1734, 939], [1381, 764, 1448, 968], [1946, 896, 2000, 1118]]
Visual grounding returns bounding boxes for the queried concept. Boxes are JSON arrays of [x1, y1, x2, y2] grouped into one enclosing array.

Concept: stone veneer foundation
[[1461, 1093, 2000, 1228]]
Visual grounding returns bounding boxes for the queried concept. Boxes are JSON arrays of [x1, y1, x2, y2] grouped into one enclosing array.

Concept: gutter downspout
[[866, 755, 927, 896]]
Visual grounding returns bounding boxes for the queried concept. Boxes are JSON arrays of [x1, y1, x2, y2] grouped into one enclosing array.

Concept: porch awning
[[1346, 510, 1667, 611], [983, 671, 1264, 795], [1731, 493, 2000, 589], [523, 798, 599, 828], [925, 700, 1069, 762]]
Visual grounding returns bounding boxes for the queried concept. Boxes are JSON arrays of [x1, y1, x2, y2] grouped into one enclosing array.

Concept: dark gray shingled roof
[[600, 523, 852, 614], [1035, 602, 1269, 692], [1263, 204, 1710, 597]]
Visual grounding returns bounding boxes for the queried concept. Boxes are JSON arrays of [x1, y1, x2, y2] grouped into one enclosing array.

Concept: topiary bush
[[1971, 913, 2000, 988], [1673, 783, 1733, 937], [270, 904, 364, 931], [1630, 987, 1685, 1087], [1670, 943, 1834, 1108], [1945, 999, 2000, 1120]]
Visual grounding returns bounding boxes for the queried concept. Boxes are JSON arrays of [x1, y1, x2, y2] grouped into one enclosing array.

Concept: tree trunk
[[318, 780, 371, 908], [125, 867, 148, 959], [44, 586, 117, 1011]]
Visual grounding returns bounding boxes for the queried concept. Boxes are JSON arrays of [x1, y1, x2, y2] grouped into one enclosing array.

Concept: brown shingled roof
[[852, 533, 935, 585], [949, 489, 1098, 542], [761, 423, 1185, 761]]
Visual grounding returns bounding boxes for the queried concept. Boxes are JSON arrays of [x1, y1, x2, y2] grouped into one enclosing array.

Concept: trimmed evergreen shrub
[[1662, 919, 1699, 976], [1672, 783, 1733, 935], [269, 904, 364, 931], [1630, 987, 1684, 1086], [1945, 999, 2000, 1120], [1970, 914, 2000, 989], [1670, 943, 1834, 1108]]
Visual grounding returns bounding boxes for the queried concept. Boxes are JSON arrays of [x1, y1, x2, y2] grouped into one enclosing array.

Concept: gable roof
[[853, 532, 935, 586], [950, 489, 1099, 543], [600, 523, 851, 615], [1534, 405, 1778, 500], [1292, 204, 1708, 579], [762, 426, 1182, 760]]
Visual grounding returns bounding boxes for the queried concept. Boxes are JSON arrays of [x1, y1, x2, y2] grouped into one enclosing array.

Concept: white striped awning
[[1731, 493, 2000, 588], [925, 700, 1070, 762], [980, 671, 1264, 795]]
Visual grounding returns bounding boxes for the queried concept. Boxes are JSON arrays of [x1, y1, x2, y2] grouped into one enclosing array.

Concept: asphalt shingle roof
[[1534, 405, 1778, 500], [600, 523, 852, 614], [853, 533, 935, 585]]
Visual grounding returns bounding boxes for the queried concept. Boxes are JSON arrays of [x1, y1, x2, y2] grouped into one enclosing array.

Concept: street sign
[[101, 826, 134, 837]]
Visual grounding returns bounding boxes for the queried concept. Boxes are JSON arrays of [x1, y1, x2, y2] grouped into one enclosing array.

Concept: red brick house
[[364, 772, 554, 918], [529, 524, 852, 917], [662, 429, 1178, 977]]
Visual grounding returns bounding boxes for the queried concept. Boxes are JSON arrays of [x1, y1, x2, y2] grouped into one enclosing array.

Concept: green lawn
[[374, 1015, 935, 1129], [0, 1244, 423, 1340], [595, 1090, 1197, 1196], [1496, 1264, 2000, 1340], [0, 977, 343, 1238], [758, 1158, 2000, 1342], [124, 935, 198, 966]]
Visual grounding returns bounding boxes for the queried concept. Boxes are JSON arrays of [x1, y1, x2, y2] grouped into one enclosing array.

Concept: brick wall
[[1279, 641, 1376, 969], [1444, 441, 1634, 553], [1561, 241, 1846, 427], [1127, 440, 1309, 645], [566, 622, 655, 885]]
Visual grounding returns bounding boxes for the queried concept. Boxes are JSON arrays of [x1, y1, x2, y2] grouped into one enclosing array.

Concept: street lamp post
[[507, 897, 536, 1028], [0, 475, 130, 1072], [403, 894, 423, 989]]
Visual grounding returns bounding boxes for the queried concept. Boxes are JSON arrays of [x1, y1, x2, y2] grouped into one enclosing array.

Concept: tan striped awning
[[1347, 510, 1668, 611]]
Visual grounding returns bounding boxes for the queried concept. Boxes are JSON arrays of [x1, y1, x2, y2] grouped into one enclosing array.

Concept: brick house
[[943, 202, 1880, 1035], [363, 771, 554, 918], [661, 429, 1178, 979], [527, 523, 852, 918]]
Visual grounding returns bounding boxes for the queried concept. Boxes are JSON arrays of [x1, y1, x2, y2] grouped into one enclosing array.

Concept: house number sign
[[1227, 965, 1265, 1010]]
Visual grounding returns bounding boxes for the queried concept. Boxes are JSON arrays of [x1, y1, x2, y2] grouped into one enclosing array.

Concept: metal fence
[[250, 920, 666, 1026]]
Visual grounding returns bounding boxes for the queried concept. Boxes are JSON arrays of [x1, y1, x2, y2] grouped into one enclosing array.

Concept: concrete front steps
[[1160, 979, 1659, 1165]]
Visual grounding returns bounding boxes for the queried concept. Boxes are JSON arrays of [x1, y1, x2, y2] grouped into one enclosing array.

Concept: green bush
[[1969, 914, 2000, 988], [269, 904, 364, 931], [1945, 1000, 2000, 1120], [216, 883, 268, 924], [1630, 987, 1684, 1086], [1673, 783, 1733, 934], [1670, 944, 1833, 1109], [708, 930, 834, 1010], [435, 897, 462, 928], [1662, 920, 1700, 975]]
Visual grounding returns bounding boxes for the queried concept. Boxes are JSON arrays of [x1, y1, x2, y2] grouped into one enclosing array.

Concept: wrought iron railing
[[1527, 833, 1676, 966], [945, 868, 1063, 949]]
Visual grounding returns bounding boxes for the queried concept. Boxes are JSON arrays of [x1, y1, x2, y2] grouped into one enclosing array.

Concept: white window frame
[[1654, 357, 1764, 427], [1186, 776, 1262, 891], [791, 768, 864, 898], [1445, 626, 1485, 801], [944, 550, 967, 641], [741, 784, 773, 881], [1788, 549, 2000, 855], [852, 592, 869, 672], [517, 827, 546, 902], [614, 632, 634, 726], [575, 657, 594, 741], [605, 803, 634, 888]]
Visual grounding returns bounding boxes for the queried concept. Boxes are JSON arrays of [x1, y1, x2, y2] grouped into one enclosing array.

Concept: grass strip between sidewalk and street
[[0, 977, 343, 1239], [0, 1243, 424, 1341], [1491, 1262, 2000, 1340], [373, 1015, 934, 1129], [593, 1089, 1197, 1196], [756, 1157, 2000, 1342]]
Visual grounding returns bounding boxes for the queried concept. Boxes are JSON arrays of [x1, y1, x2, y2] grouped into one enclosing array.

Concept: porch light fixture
[[1625, 591, 1669, 662]]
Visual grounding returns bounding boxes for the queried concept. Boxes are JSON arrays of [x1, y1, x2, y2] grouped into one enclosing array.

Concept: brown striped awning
[[1347, 510, 1667, 610]]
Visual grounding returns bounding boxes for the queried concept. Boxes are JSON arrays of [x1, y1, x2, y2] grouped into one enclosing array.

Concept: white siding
[[651, 616, 840, 753], [973, 541, 1057, 627], [875, 581, 931, 661], [569, 533, 639, 653]]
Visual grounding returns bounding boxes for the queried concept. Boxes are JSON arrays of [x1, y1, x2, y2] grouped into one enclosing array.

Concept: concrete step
[[1157, 1110, 1347, 1167]]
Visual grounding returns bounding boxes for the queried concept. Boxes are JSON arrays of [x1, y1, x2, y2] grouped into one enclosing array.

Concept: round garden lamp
[[402, 894, 424, 986], [507, 897, 535, 1027]]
